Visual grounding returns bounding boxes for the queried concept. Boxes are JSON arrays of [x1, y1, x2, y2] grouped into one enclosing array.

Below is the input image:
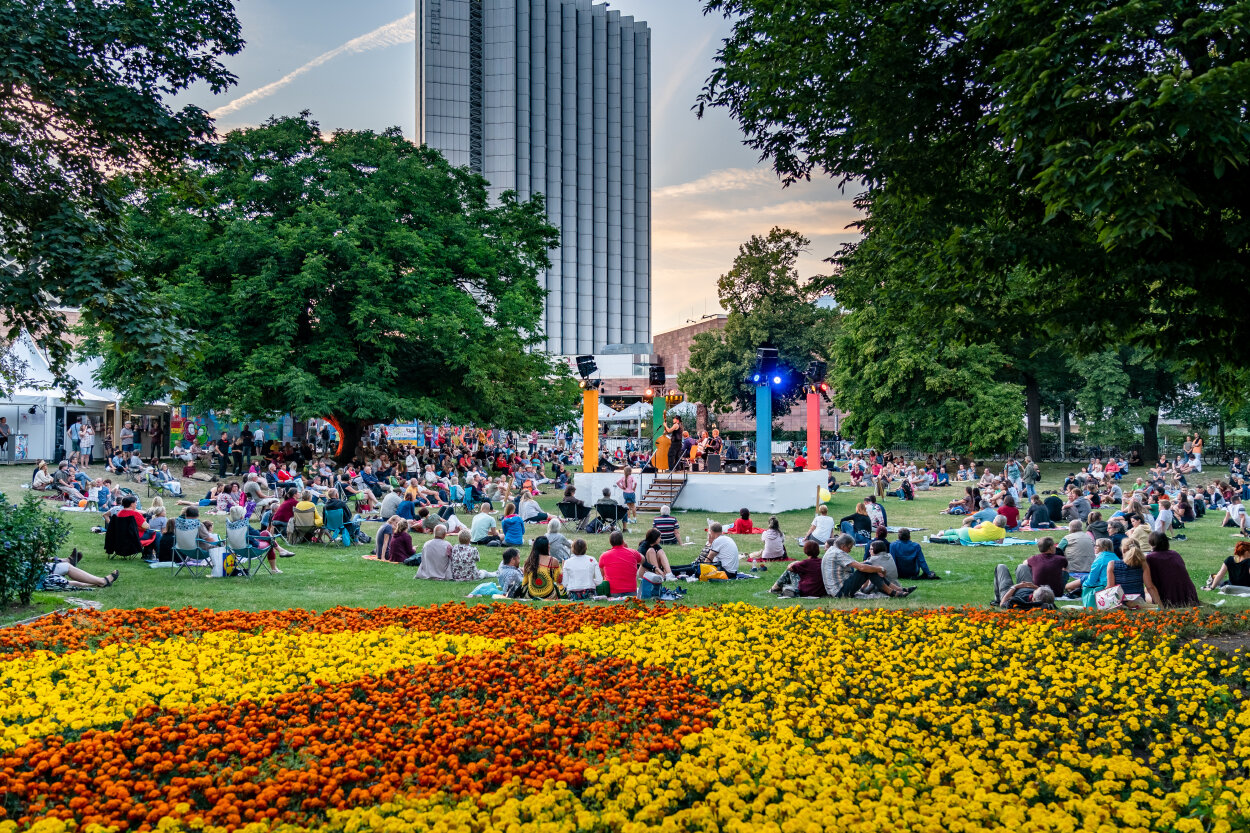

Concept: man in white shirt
[[1223, 496, 1248, 535], [253, 425, 266, 453], [705, 523, 741, 577]]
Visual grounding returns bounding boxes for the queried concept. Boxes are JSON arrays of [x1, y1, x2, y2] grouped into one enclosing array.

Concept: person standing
[[0, 416, 10, 458], [662, 414, 683, 472], [119, 420, 135, 454], [616, 466, 638, 522], [240, 424, 254, 468], [79, 420, 95, 463], [1192, 434, 1204, 472], [253, 424, 266, 458], [69, 418, 81, 454], [213, 431, 230, 478]]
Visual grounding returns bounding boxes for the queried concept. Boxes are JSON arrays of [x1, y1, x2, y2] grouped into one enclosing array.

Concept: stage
[[573, 470, 827, 515]]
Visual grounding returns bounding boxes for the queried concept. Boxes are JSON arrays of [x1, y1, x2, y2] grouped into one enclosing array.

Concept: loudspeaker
[[723, 461, 746, 474], [706, 453, 722, 473]]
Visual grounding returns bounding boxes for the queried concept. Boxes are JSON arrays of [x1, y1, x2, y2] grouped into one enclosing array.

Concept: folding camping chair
[[594, 501, 630, 535], [288, 505, 325, 545], [171, 517, 213, 578], [146, 472, 181, 500], [225, 519, 275, 579], [322, 507, 358, 547], [557, 500, 593, 533]]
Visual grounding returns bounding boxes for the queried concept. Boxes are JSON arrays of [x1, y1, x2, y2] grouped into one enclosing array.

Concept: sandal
[[102, 570, 120, 588]]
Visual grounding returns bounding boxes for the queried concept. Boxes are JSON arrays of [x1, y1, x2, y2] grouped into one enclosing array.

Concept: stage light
[[644, 387, 654, 398], [648, 365, 665, 386], [819, 382, 829, 392], [752, 373, 761, 383], [771, 375, 780, 385], [575, 354, 597, 379]]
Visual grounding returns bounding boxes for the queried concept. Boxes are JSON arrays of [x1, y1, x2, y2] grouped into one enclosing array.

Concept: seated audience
[[652, 505, 681, 546], [417, 525, 453, 579], [1143, 531, 1199, 608], [821, 534, 913, 599], [448, 529, 480, 581], [889, 528, 937, 580], [770, 540, 826, 597], [599, 530, 643, 596], [1203, 541, 1250, 595], [521, 536, 564, 599], [562, 538, 607, 600]]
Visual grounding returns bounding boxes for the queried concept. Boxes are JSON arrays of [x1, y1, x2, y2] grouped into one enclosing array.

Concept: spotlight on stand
[[575, 354, 598, 378], [578, 378, 602, 390], [806, 360, 827, 384], [772, 375, 782, 385], [752, 373, 761, 383], [643, 387, 655, 401], [755, 347, 779, 377]]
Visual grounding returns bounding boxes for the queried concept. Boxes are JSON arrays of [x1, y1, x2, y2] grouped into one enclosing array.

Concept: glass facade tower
[[415, 0, 651, 355]]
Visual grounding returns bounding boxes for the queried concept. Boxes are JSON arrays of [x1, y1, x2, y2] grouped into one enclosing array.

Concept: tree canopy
[[699, 0, 1250, 401], [677, 228, 836, 419], [99, 115, 578, 457], [0, 0, 243, 393]]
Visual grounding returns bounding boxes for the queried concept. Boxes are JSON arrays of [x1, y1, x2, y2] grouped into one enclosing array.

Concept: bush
[[0, 492, 70, 608]]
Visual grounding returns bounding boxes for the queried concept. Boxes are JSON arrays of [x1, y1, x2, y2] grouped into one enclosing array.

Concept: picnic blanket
[[927, 536, 1034, 547], [885, 526, 927, 533]]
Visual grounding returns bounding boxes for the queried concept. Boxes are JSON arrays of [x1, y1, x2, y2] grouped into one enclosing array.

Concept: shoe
[[923, 571, 941, 580], [665, 572, 676, 581], [278, 549, 296, 558]]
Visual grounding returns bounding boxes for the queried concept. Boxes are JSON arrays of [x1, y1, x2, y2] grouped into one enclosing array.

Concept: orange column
[[582, 388, 599, 473], [806, 390, 821, 471]]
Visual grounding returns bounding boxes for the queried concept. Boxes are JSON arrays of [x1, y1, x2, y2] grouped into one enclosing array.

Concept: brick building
[[652, 318, 847, 435]]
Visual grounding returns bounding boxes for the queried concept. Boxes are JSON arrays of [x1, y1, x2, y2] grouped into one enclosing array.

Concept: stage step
[[637, 475, 687, 512]]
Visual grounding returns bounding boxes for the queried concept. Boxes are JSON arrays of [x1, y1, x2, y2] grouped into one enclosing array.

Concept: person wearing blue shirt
[[966, 501, 996, 525], [500, 502, 525, 546], [396, 499, 416, 521], [889, 528, 938, 580]]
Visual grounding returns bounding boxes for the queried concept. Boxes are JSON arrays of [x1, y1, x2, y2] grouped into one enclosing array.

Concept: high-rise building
[[415, 0, 651, 356]]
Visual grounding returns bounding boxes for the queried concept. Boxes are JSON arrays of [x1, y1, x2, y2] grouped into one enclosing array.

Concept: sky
[[182, 0, 861, 338]]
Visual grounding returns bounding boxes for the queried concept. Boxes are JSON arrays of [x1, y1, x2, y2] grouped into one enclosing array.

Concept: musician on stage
[[662, 414, 684, 471]]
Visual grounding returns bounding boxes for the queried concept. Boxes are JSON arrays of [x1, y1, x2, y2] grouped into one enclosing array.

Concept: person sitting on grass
[[750, 516, 787, 562], [638, 528, 676, 581], [800, 504, 836, 547], [1144, 531, 1200, 608], [387, 519, 416, 564], [374, 515, 398, 560], [652, 505, 681, 546], [1203, 541, 1250, 595], [518, 489, 549, 523], [448, 529, 481, 581], [1058, 520, 1096, 595], [1023, 494, 1054, 529], [521, 536, 564, 599], [728, 507, 756, 534], [500, 503, 525, 547], [1222, 495, 1248, 536], [599, 531, 643, 596], [838, 503, 873, 543], [417, 524, 453, 579], [1081, 538, 1119, 608], [770, 540, 826, 598], [1106, 539, 1149, 606], [562, 538, 607, 600], [889, 528, 938, 580], [821, 534, 914, 599], [496, 548, 523, 597], [471, 503, 503, 547], [545, 518, 572, 561], [945, 487, 974, 516]]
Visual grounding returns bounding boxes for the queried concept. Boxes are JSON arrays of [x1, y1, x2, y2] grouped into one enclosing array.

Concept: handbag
[[1095, 584, 1124, 611]]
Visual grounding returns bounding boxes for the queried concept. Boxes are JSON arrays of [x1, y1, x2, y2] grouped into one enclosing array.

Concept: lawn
[[2, 459, 1246, 616]]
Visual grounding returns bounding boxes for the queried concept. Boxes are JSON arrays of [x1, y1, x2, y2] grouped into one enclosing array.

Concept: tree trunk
[[332, 416, 369, 466], [1141, 411, 1160, 461], [1219, 415, 1227, 455], [1024, 373, 1042, 462], [1062, 405, 1072, 438]]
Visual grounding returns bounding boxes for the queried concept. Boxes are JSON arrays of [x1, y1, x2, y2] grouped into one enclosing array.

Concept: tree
[[0, 0, 243, 394], [676, 228, 836, 419], [698, 0, 1250, 397], [99, 115, 578, 459]]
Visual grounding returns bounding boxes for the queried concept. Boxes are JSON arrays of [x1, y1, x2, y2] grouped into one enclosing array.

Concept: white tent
[[603, 401, 653, 422]]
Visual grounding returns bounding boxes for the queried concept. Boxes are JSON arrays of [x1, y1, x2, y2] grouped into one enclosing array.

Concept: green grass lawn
[[3, 461, 1247, 615]]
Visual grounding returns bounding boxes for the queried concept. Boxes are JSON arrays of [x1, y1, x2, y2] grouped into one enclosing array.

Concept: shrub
[[0, 492, 70, 608]]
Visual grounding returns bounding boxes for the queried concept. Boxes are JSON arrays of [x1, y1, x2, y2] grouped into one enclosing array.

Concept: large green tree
[[99, 115, 578, 459], [0, 0, 243, 393], [699, 0, 1250, 397], [677, 228, 836, 419]]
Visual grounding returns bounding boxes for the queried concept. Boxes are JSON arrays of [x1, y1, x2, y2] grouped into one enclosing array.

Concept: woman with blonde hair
[[1106, 539, 1149, 606]]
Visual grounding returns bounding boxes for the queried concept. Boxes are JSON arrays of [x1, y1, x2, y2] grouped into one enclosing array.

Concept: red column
[[806, 390, 821, 471]]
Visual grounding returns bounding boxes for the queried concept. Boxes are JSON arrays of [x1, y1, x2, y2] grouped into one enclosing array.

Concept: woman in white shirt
[[801, 505, 836, 545], [80, 422, 95, 463], [561, 538, 606, 600]]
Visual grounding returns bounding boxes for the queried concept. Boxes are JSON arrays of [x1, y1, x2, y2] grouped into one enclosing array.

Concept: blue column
[[755, 384, 772, 475]]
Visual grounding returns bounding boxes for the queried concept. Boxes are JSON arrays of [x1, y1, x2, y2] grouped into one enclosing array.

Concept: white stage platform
[[573, 470, 826, 515]]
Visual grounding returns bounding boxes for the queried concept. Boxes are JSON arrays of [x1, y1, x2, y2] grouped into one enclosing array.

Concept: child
[[97, 479, 114, 512], [496, 548, 523, 597]]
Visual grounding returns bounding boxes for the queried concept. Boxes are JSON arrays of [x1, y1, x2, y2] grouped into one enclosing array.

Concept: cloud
[[650, 167, 863, 335], [210, 12, 416, 120], [653, 167, 779, 199]]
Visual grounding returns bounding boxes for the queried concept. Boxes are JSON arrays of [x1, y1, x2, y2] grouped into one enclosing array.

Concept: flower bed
[[1, 603, 1247, 832]]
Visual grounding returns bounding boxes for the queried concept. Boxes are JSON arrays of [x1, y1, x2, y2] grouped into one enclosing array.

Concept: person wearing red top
[[998, 496, 1020, 530], [599, 531, 643, 595], [728, 508, 756, 535], [268, 489, 299, 535], [794, 453, 807, 470], [114, 495, 158, 551]]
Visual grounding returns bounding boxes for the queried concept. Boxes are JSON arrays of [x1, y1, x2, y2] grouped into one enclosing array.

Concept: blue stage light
[[772, 375, 781, 385], [752, 373, 760, 383]]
